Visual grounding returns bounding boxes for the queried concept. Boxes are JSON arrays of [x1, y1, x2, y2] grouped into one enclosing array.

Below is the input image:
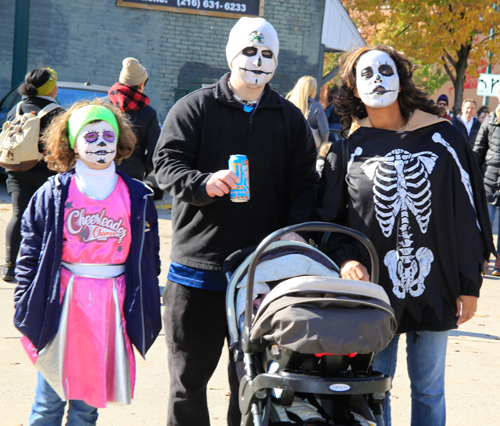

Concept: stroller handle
[[242, 221, 379, 354]]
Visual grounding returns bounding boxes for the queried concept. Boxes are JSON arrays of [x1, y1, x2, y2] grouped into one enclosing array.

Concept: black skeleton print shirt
[[314, 110, 495, 333]]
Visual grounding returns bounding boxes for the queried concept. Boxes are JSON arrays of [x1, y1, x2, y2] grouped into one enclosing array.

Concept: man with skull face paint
[[154, 17, 317, 426], [314, 46, 494, 426]]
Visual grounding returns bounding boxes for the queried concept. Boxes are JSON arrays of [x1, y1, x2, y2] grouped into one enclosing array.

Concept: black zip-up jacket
[[153, 73, 318, 275], [473, 111, 500, 205]]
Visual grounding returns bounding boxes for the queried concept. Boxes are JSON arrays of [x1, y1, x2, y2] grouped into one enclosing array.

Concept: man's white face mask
[[231, 46, 276, 88], [75, 120, 117, 169], [356, 50, 400, 109]]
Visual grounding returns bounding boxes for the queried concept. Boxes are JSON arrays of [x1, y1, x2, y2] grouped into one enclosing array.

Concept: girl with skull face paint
[[314, 46, 494, 426], [14, 100, 162, 425]]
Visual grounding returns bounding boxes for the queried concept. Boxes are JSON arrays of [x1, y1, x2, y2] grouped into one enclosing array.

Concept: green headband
[[37, 68, 57, 96], [68, 105, 120, 149]]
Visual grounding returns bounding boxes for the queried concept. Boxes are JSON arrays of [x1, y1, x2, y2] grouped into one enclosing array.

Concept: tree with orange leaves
[[342, 0, 499, 115]]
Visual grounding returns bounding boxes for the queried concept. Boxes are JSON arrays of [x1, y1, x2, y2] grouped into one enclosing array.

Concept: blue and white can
[[229, 154, 250, 203]]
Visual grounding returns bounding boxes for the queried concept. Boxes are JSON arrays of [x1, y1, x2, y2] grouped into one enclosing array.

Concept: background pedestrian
[[104, 58, 160, 181], [473, 87, 500, 275], [2, 68, 63, 282], [286, 75, 329, 149]]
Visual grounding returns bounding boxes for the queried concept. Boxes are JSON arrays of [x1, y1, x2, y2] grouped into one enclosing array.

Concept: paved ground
[[0, 176, 499, 425]]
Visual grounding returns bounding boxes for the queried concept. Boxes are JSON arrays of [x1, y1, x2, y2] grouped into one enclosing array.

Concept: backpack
[[0, 101, 60, 172]]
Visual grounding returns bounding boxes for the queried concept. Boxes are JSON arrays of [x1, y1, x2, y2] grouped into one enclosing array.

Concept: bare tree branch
[[476, 30, 500, 45], [442, 49, 457, 69], [394, 23, 412, 38], [441, 56, 456, 87]]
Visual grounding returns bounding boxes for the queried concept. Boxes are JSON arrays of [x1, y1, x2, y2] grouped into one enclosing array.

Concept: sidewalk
[[1, 184, 499, 425]]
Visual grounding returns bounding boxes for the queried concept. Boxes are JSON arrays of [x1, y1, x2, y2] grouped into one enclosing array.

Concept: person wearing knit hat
[[35, 68, 58, 96], [103, 58, 160, 181], [119, 58, 148, 87], [154, 16, 317, 426], [437, 94, 448, 106], [436, 94, 452, 120]]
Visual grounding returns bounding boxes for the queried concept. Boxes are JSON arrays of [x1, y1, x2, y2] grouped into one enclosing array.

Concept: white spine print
[[361, 149, 438, 299]]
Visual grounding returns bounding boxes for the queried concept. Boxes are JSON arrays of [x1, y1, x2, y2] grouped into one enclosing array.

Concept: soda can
[[228, 154, 250, 203]]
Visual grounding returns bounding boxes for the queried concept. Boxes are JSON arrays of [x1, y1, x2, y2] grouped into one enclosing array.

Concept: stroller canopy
[[251, 275, 397, 354]]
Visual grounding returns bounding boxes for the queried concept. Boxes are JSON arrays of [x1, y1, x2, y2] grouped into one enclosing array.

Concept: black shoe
[[2, 263, 15, 282]]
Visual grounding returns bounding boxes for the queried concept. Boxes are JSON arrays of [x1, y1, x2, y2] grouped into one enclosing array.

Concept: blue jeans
[[372, 330, 449, 426], [29, 372, 98, 426], [488, 204, 500, 253]]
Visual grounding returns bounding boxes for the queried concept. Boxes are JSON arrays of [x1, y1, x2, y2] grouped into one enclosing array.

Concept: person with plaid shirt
[[104, 57, 160, 181]]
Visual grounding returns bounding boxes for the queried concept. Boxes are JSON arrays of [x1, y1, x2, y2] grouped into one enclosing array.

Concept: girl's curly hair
[[335, 45, 443, 138], [42, 99, 136, 173]]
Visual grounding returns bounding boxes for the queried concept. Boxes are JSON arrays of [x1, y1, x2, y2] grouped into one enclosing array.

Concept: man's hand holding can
[[206, 170, 239, 198]]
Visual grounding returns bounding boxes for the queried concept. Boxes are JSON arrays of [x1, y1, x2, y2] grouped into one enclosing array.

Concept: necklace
[[227, 80, 262, 106], [232, 92, 260, 106]]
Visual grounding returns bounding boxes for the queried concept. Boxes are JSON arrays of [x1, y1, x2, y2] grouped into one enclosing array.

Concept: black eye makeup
[[242, 47, 257, 57], [262, 50, 273, 59], [360, 67, 373, 78], [379, 64, 395, 76]]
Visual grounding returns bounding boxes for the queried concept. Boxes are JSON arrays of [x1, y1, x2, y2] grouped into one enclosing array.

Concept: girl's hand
[[456, 295, 477, 326], [340, 260, 370, 282]]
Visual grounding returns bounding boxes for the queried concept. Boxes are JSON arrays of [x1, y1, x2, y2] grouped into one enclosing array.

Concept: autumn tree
[[341, 0, 500, 115]]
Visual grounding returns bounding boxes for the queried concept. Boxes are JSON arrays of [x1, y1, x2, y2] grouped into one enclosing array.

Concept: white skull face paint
[[231, 46, 276, 88], [356, 50, 400, 109], [75, 120, 117, 169]]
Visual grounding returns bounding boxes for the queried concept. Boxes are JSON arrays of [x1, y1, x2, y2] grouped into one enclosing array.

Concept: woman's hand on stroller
[[278, 232, 306, 243], [340, 260, 370, 282]]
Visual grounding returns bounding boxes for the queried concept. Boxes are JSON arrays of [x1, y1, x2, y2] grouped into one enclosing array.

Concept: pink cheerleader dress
[[22, 175, 135, 408]]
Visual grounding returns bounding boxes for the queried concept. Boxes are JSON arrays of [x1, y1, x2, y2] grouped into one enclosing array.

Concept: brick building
[[0, 0, 363, 121]]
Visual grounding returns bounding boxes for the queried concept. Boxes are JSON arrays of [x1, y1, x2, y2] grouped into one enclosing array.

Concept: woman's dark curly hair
[[335, 45, 443, 138], [43, 99, 136, 173]]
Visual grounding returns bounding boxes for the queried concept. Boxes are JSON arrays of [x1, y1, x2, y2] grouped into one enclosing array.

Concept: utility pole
[[11, 0, 30, 89], [482, 2, 497, 107]]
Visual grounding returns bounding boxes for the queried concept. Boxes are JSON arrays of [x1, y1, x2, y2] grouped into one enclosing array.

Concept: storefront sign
[[117, 0, 264, 18]]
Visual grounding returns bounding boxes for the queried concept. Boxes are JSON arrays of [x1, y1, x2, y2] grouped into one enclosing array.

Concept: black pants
[[5, 171, 49, 264], [163, 281, 240, 426]]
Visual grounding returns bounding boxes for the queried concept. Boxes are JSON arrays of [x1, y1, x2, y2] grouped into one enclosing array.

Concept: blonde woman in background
[[286, 76, 329, 148]]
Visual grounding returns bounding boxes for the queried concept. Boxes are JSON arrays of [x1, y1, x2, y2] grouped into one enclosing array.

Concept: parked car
[[0, 81, 163, 199], [0, 80, 110, 127]]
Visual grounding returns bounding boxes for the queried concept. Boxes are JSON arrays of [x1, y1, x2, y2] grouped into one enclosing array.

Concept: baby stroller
[[224, 222, 397, 426]]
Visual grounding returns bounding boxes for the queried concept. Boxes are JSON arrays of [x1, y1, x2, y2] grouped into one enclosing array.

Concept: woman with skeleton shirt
[[314, 45, 494, 426]]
